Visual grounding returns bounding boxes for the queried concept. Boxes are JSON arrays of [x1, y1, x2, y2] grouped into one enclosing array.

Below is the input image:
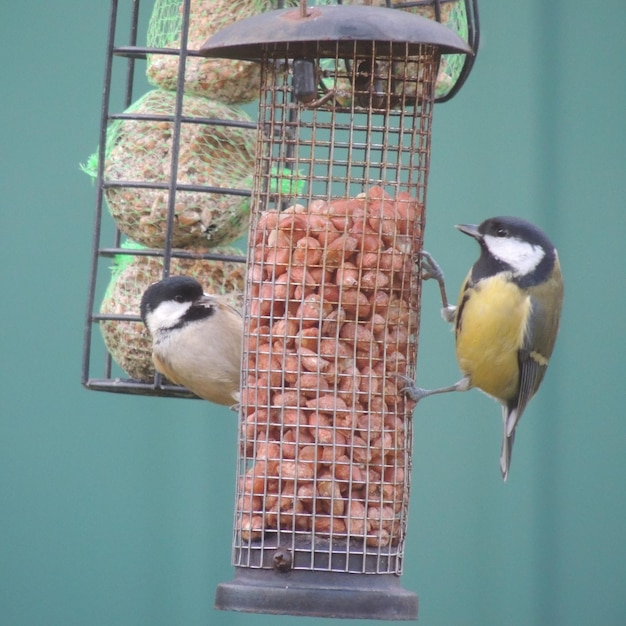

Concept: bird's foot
[[420, 250, 445, 283], [395, 374, 431, 403], [419, 251, 452, 314]]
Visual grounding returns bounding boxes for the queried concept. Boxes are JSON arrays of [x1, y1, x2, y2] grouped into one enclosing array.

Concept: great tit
[[400, 216, 564, 481], [140, 276, 243, 406]]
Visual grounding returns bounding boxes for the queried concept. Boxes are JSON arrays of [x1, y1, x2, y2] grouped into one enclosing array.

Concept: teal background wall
[[1, 1, 625, 625]]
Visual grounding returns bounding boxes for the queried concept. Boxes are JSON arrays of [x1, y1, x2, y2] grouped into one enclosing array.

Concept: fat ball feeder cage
[[82, 0, 297, 398], [199, 0, 472, 619]]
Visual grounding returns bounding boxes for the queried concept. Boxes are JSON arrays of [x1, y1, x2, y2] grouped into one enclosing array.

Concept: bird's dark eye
[[496, 227, 508, 237], [174, 294, 184, 303]]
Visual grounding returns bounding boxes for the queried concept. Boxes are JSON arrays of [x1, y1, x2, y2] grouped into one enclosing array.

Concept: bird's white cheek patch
[[484, 235, 545, 276], [147, 300, 191, 334]]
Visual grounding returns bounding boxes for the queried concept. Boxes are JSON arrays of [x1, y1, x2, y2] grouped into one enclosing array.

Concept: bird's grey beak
[[197, 293, 216, 306], [198, 292, 242, 318], [455, 223, 481, 240]]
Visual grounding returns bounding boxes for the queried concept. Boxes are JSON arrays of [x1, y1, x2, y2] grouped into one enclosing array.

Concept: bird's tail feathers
[[506, 407, 520, 438], [500, 411, 516, 482]]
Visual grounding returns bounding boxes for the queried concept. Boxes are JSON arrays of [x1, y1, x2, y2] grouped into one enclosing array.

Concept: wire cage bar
[[200, 3, 472, 619]]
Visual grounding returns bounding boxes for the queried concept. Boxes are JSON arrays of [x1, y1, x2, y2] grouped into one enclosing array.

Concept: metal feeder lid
[[199, 4, 474, 61]]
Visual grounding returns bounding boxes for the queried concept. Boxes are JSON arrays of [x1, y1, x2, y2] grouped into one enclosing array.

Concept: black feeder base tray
[[215, 567, 418, 621]]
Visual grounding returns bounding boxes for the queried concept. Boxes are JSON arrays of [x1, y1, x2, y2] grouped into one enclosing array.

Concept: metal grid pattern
[[309, 0, 479, 103], [233, 44, 438, 574]]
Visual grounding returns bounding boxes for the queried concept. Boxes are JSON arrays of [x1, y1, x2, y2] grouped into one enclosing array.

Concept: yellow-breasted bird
[[400, 216, 564, 481]]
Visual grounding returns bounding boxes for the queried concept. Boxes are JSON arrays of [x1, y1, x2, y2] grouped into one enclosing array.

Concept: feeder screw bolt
[[272, 547, 293, 572]]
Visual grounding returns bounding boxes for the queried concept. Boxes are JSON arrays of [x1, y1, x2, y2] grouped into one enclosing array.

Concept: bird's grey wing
[[501, 299, 550, 478], [506, 288, 562, 437]]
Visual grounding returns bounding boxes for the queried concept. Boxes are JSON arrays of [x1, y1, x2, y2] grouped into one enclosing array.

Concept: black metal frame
[[82, 0, 251, 399]]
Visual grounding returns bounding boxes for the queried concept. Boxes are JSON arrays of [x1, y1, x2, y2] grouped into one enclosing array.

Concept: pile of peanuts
[[238, 186, 422, 548]]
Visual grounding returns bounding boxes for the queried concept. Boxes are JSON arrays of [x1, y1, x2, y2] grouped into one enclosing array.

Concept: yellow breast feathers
[[455, 274, 531, 401]]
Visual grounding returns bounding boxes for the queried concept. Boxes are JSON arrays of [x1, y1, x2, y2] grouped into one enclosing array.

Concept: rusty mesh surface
[[234, 43, 438, 574]]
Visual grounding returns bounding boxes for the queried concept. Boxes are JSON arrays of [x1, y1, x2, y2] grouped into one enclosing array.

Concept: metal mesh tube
[[233, 43, 438, 575]]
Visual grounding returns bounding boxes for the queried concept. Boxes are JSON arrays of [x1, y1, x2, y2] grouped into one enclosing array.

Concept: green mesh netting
[[146, 0, 298, 103], [83, 90, 257, 249], [100, 244, 245, 381]]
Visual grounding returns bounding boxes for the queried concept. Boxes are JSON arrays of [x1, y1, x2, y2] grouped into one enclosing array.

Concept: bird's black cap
[[458, 216, 558, 287], [476, 216, 556, 250], [140, 276, 204, 324]]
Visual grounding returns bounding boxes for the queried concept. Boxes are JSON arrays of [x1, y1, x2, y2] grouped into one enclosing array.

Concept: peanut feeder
[[200, 3, 472, 620]]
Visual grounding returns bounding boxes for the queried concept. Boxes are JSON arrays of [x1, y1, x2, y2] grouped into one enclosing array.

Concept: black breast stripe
[[169, 303, 215, 330]]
